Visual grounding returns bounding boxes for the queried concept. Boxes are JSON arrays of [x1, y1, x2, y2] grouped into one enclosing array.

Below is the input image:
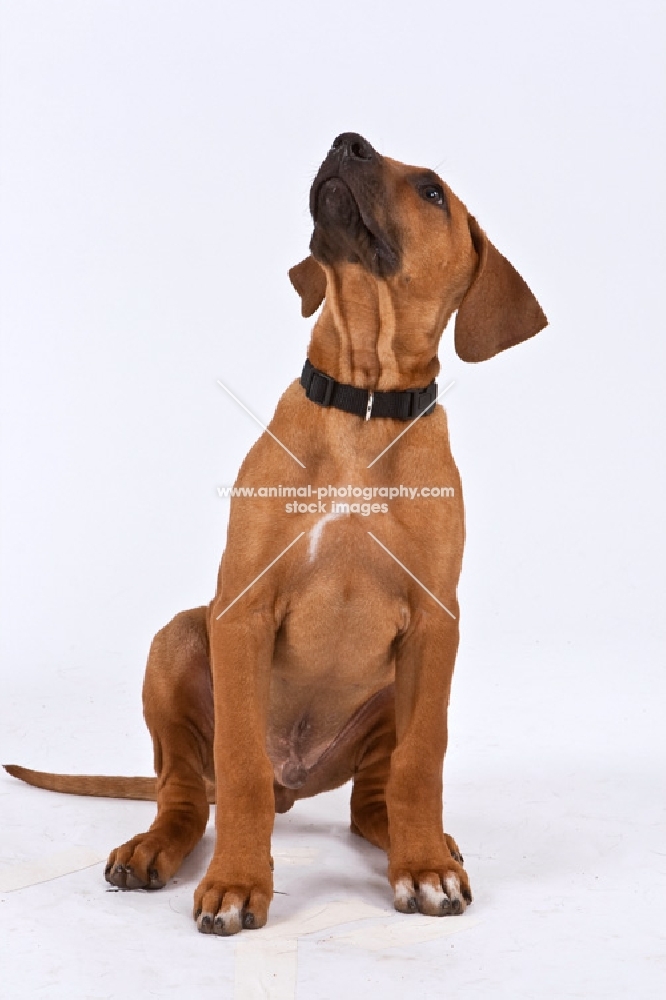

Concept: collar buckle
[[406, 384, 437, 418], [308, 369, 335, 407]]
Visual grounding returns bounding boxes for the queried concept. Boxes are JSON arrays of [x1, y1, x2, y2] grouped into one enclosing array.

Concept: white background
[[1, 2, 664, 998]]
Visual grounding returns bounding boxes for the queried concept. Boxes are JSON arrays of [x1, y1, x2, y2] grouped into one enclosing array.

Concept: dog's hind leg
[[106, 607, 214, 890], [350, 697, 395, 852]]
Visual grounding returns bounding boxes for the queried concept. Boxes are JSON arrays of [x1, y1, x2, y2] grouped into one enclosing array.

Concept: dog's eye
[[421, 184, 445, 207]]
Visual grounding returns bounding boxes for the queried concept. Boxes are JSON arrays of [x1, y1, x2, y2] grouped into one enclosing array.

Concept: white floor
[[1, 640, 664, 1000]]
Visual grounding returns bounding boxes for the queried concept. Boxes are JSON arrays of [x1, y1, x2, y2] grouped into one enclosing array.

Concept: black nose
[[330, 132, 375, 162]]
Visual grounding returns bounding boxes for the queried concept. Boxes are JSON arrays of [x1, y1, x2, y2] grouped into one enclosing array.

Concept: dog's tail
[[3, 764, 216, 802], [4, 764, 158, 799]]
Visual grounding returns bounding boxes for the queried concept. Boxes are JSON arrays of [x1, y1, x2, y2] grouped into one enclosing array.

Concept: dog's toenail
[[440, 896, 452, 915], [451, 898, 462, 914], [243, 912, 255, 929], [147, 868, 164, 890], [407, 896, 417, 912], [200, 914, 213, 931]]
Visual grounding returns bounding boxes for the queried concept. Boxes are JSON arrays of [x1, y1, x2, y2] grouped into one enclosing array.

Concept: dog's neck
[[307, 263, 446, 391]]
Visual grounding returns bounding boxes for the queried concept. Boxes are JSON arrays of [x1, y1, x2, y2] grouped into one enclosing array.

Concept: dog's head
[[289, 133, 547, 363]]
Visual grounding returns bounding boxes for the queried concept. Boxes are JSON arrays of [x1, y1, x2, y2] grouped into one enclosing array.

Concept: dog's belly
[[266, 679, 394, 796], [266, 583, 402, 794]]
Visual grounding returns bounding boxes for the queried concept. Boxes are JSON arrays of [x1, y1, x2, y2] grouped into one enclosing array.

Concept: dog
[[5, 132, 547, 935]]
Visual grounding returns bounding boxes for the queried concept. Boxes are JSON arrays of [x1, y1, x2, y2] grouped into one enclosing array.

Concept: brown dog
[[5, 133, 546, 934]]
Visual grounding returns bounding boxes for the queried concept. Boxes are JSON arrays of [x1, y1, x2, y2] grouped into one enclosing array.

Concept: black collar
[[300, 359, 437, 422]]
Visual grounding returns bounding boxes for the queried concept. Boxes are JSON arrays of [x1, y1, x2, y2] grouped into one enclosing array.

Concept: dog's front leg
[[387, 609, 472, 917], [194, 608, 276, 935]]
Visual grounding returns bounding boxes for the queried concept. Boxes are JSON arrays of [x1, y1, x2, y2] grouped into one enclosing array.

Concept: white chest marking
[[308, 510, 345, 562]]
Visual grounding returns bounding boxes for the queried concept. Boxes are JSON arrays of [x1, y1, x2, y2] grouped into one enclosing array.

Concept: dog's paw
[[105, 833, 176, 890], [444, 831, 464, 865], [391, 859, 472, 917], [193, 863, 272, 936]]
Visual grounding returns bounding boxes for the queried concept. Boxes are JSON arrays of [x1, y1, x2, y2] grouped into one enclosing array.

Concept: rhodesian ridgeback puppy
[[5, 133, 546, 934]]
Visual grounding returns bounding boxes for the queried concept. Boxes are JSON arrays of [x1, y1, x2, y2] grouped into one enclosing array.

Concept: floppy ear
[[454, 215, 547, 363], [288, 255, 327, 317]]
